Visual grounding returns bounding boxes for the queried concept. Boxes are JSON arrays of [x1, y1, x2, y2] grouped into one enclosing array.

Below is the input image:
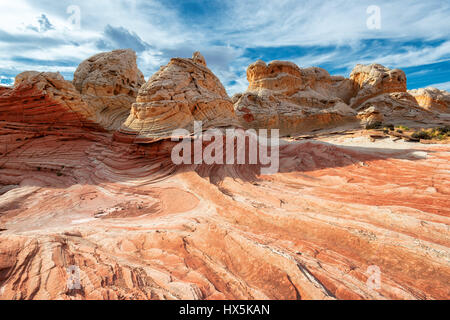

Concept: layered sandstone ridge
[[409, 87, 450, 113], [118, 52, 235, 143], [234, 60, 449, 134], [0, 71, 99, 131], [0, 50, 145, 136], [73, 49, 145, 130]]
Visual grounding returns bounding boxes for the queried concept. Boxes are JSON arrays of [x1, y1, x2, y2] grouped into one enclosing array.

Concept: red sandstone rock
[[0, 51, 449, 301], [233, 60, 357, 136], [0, 131, 449, 300], [0, 71, 101, 131], [118, 52, 236, 143]]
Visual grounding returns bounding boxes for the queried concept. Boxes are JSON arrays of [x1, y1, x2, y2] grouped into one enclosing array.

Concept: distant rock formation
[[349, 65, 449, 127], [349, 64, 407, 107], [73, 49, 145, 130], [0, 71, 98, 130], [118, 52, 236, 143], [233, 60, 357, 136]]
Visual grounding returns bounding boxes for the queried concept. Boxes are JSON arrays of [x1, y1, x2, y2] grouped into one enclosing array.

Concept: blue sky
[[0, 0, 449, 94]]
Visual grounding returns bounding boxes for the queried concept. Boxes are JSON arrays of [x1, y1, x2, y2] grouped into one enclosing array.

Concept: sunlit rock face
[[347, 64, 449, 128], [349, 64, 407, 107], [233, 60, 357, 136], [409, 87, 450, 113], [117, 52, 236, 143], [73, 49, 146, 131], [0, 131, 449, 300], [0, 49, 450, 300], [0, 71, 98, 130]]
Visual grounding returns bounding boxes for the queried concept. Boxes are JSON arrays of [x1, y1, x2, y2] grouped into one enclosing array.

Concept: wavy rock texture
[[0, 129, 449, 300], [233, 60, 357, 136], [0, 71, 101, 132], [73, 49, 145, 131], [118, 52, 236, 143], [234, 60, 449, 135], [349, 64, 407, 107]]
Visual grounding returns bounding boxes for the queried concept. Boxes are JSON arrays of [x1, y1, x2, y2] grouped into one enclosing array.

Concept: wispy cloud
[[427, 81, 450, 91], [0, 0, 449, 95]]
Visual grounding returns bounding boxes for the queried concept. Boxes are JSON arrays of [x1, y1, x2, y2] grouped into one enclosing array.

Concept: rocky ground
[[0, 50, 449, 300]]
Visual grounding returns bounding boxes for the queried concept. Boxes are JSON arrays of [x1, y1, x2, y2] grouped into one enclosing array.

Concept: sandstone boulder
[[118, 52, 236, 143], [354, 92, 441, 126], [357, 106, 384, 128], [73, 49, 145, 130], [350, 64, 407, 107], [233, 60, 357, 136]]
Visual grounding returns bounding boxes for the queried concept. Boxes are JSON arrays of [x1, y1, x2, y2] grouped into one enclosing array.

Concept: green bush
[[412, 131, 432, 140], [396, 125, 410, 131]]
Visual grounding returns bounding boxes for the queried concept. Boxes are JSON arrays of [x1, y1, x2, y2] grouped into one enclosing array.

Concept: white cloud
[[0, 0, 449, 91]]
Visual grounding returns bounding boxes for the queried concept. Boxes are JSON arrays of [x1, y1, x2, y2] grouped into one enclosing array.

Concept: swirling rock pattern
[[0, 50, 449, 300]]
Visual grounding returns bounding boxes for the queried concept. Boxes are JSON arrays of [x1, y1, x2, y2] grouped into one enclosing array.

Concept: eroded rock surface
[[0, 130, 449, 300], [118, 52, 236, 143], [409, 87, 450, 113], [349, 64, 407, 107], [0, 71, 99, 131], [73, 49, 145, 130]]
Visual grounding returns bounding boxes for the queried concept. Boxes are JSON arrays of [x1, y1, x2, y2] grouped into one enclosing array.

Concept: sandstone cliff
[[234, 60, 449, 134]]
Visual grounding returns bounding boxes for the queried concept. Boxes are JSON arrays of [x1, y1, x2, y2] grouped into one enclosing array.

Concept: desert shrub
[[365, 121, 382, 130], [412, 130, 432, 140], [396, 125, 410, 131]]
